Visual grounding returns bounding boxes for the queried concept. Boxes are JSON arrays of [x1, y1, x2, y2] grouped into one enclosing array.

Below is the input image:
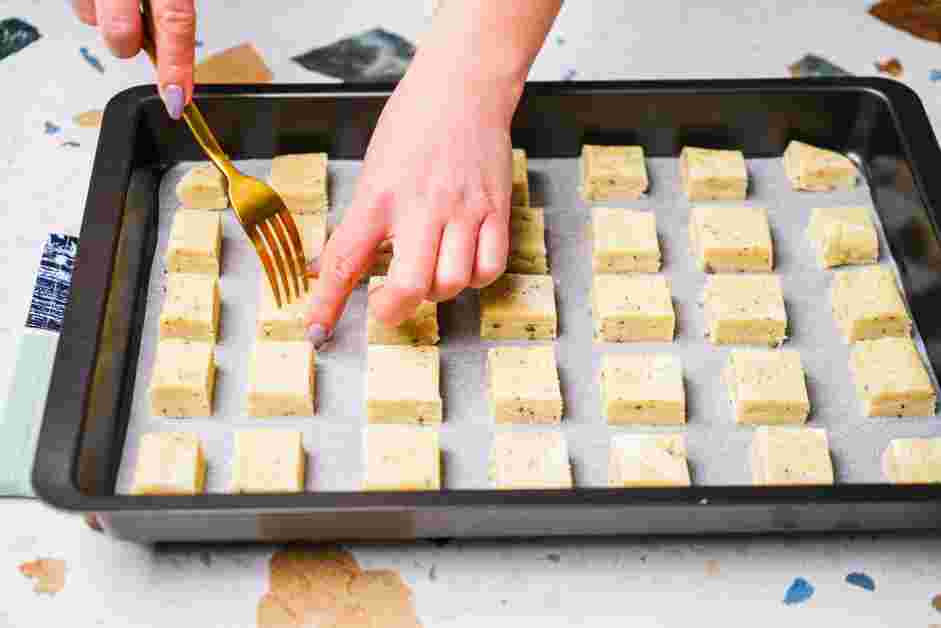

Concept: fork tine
[[248, 227, 283, 308], [258, 220, 293, 304], [276, 210, 309, 293], [269, 213, 303, 299]]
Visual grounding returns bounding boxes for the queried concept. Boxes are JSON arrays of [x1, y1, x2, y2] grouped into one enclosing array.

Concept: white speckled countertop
[[2, 1, 941, 625]]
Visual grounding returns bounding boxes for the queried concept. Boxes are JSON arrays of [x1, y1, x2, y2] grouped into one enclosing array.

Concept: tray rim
[[33, 77, 941, 517]]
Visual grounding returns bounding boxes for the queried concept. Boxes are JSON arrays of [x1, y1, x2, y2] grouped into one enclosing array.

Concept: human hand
[[303, 61, 522, 346], [70, 0, 195, 119]]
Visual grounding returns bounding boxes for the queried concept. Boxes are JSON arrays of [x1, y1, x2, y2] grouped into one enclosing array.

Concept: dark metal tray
[[33, 79, 941, 542]]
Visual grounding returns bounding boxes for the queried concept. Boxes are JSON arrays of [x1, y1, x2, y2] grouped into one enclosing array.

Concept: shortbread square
[[807, 207, 878, 268], [366, 346, 442, 424], [480, 273, 557, 340], [488, 346, 563, 424], [592, 208, 661, 273], [149, 339, 216, 417], [270, 153, 328, 214], [680, 147, 748, 201], [158, 274, 220, 342], [751, 426, 834, 486], [256, 275, 311, 341], [231, 430, 306, 494], [130, 432, 206, 495], [292, 213, 327, 264], [849, 337, 936, 417], [600, 353, 684, 424], [690, 206, 773, 272], [363, 425, 441, 491], [512, 148, 529, 207], [508, 206, 548, 274], [490, 431, 572, 489], [608, 433, 690, 487], [830, 265, 911, 342], [176, 164, 228, 210], [592, 275, 675, 342], [702, 274, 787, 346], [882, 438, 941, 484], [367, 276, 439, 345], [247, 341, 316, 417], [580, 145, 649, 201], [783, 140, 858, 191], [723, 350, 810, 425], [165, 209, 222, 275]]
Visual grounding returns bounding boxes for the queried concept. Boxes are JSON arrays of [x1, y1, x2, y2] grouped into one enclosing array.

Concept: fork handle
[[139, 1, 237, 179]]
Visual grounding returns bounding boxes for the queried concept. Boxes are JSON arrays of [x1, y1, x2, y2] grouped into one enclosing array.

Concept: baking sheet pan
[[115, 155, 941, 494]]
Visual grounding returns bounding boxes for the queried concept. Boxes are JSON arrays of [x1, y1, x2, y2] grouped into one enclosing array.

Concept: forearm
[[408, 0, 562, 124]]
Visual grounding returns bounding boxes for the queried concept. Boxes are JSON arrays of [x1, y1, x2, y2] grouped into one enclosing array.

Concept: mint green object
[[0, 326, 59, 496]]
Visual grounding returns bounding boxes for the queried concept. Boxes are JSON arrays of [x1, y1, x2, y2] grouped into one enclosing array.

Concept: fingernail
[[306, 257, 320, 277], [162, 84, 184, 120], [305, 323, 330, 348]]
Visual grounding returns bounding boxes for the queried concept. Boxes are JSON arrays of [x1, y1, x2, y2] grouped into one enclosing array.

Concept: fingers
[[369, 213, 444, 327], [151, 0, 196, 119], [427, 220, 478, 302], [469, 211, 509, 289], [72, 0, 98, 25], [94, 0, 142, 58], [304, 209, 387, 346]]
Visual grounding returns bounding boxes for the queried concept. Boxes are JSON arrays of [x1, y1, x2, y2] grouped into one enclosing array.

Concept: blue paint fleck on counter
[[783, 577, 814, 605], [846, 572, 875, 592], [79, 46, 104, 73], [930, 69, 941, 82], [44, 121, 60, 135]]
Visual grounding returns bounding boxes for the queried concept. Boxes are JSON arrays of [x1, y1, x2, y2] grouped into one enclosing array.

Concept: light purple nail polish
[[162, 84, 184, 120], [305, 323, 330, 348]]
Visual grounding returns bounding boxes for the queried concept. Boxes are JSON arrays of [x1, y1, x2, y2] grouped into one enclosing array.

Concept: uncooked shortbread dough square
[[231, 429, 306, 494], [490, 430, 572, 489], [488, 345, 563, 424], [508, 206, 548, 274], [269, 153, 328, 214], [158, 274, 220, 342], [256, 275, 311, 341], [165, 209, 222, 275], [592, 274, 675, 342], [751, 426, 834, 486], [807, 207, 878, 268], [149, 339, 216, 417], [480, 273, 557, 340], [580, 145, 649, 201], [366, 346, 442, 424], [363, 424, 441, 491], [608, 433, 691, 487], [783, 140, 858, 191], [247, 341, 316, 417], [367, 277, 439, 345], [690, 205, 773, 272], [129, 432, 206, 495], [292, 213, 327, 264], [702, 274, 787, 346], [592, 207, 661, 273], [849, 337, 936, 417], [680, 147, 748, 201], [882, 437, 941, 484], [512, 148, 530, 207], [723, 349, 810, 425], [830, 265, 911, 342], [600, 353, 685, 424], [176, 164, 228, 210]]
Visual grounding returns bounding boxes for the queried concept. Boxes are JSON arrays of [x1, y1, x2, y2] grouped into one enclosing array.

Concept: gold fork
[[139, 2, 307, 308]]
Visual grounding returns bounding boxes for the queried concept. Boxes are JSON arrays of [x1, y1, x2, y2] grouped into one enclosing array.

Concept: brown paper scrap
[[73, 110, 103, 128], [870, 1, 941, 43], [875, 56, 905, 76], [258, 545, 421, 627], [194, 43, 273, 84], [19, 558, 66, 594]]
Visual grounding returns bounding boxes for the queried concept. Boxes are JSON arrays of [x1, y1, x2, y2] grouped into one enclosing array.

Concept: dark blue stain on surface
[[292, 28, 415, 82], [783, 577, 815, 605], [930, 69, 941, 82], [43, 121, 60, 135], [79, 46, 104, 73], [195, 39, 204, 48], [846, 572, 876, 592], [27, 234, 79, 333], [0, 18, 40, 61]]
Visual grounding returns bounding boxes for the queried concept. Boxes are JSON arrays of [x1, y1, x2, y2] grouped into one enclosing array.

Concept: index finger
[[151, 0, 196, 119]]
